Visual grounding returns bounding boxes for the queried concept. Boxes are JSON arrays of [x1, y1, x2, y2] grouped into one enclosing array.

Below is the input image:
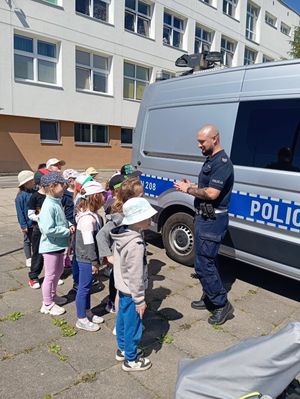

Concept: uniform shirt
[[195, 149, 234, 210]]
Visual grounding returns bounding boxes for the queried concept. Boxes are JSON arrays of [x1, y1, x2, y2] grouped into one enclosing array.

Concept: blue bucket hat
[[40, 172, 67, 187]]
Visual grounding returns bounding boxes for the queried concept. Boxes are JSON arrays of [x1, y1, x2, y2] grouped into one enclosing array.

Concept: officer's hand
[[174, 180, 191, 193]]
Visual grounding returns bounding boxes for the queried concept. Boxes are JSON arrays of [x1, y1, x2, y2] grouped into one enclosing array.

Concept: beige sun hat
[[17, 170, 34, 187], [85, 166, 98, 176]]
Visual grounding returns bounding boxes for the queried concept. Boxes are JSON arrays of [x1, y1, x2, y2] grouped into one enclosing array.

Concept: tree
[[289, 25, 300, 58]]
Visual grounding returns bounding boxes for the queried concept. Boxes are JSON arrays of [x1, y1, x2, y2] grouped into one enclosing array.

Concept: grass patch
[[43, 395, 53, 399], [48, 342, 68, 362], [248, 289, 257, 295], [24, 346, 34, 354], [0, 312, 24, 322], [158, 333, 174, 344], [75, 372, 97, 385], [52, 318, 77, 337], [0, 332, 4, 338], [180, 323, 192, 331], [211, 324, 224, 331], [2, 352, 15, 361]]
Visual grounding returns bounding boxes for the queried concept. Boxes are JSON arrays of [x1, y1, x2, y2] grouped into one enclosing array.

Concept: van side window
[[231, 99, 300, 172]]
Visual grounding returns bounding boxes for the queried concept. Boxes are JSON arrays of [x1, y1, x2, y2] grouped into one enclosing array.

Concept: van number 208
[[143, 181, 157, 191]]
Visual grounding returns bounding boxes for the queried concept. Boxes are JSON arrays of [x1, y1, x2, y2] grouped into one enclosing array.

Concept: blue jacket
[[38, 195, 70, 253], [15, 189, 35, 229], [61, 189, 75, 225]]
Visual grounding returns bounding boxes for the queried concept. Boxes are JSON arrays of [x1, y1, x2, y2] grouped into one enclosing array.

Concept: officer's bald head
[[197, 124, 221, 156]]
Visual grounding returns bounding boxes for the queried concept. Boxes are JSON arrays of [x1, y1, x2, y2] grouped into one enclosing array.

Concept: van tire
[[162, 212, 195, 266]]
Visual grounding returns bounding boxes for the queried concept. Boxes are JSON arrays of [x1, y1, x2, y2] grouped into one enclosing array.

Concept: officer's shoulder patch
[[221, 157, 228, 163]]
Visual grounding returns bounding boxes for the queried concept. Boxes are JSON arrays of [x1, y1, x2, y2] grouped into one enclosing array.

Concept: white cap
[[122, 197, 157, 225], [17, 170, 34, 187], [46, 158, 66, 169], [63, 169, 79, 180], [80, 181, 105, 198]]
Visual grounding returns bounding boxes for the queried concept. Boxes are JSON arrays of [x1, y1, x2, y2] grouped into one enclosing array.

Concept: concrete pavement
[[0, 185, 299, 399]]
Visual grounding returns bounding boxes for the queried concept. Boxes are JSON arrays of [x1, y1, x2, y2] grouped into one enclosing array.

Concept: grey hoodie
[[96, 212, 123, 260], [110, 225, 147, 307]]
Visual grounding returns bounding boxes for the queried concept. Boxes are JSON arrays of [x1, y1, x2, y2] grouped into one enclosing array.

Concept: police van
[[132, 59, 300, 281]]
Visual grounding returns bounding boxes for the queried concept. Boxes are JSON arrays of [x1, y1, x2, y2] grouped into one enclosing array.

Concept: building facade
[[0, 0, 299, 172]]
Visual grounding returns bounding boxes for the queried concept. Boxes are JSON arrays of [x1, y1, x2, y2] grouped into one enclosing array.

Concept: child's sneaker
[[86, 311, 104, 324], [76, 318, 100, 332], [40, 303, 65, 316], [115, 349, 143, 362], [58, 279, 64, 286], [64, 255, 72, 268], [26, 258, 31, 267], [28, 278, 40, 289], [122, 357, 152, 372], [105, 300, 116, 313], [54, 295, 67, 306]]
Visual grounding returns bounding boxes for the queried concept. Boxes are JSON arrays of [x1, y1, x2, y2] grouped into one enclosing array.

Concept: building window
[[121, 128, 133, 145], [40, 120, 59, 143], [230, 99, 300, 172], [74, 123, 109, 144], [281, 22, 291, 36], [265, 12, 277, 28], [124, 0, 152, 37], [123, 62, 150, 100], [262, 55, 274, 63], [76, 0, 110, 23], [76, 49, 110, 93], [244, 47, 257, 65], [43, 0, 60, 5], [221, 37, 235, 67], [223, 0, 237, 18], [246, 2, 259, 42], [195, 25, 213, 53], [163, 11, 184, 49], [14, 34, 58, 84], [199, 0, 213, 5]]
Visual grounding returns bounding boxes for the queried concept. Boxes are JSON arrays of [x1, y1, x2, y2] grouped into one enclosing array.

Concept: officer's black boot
[[208, 301, 234, 325], [191, 293, 215, 311]]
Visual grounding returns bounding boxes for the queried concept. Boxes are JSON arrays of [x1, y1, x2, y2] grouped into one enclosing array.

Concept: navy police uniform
[[194, 149, 234, 308]]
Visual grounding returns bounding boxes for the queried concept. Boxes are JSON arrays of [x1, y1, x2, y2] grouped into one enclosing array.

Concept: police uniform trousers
[[194, 212, 228, 308]]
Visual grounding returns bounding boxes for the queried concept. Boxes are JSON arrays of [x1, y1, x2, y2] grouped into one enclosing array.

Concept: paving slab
[[0, 271, 22, 294]]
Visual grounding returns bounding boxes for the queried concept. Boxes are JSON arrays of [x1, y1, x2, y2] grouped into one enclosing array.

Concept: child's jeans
[[42, 251, 64, 305], [28, 225, 43, 280], [72, 254, 79, 289], [23, 227, 33, 259], [116, 292, 142, 361], [76, 261, 92, 318]]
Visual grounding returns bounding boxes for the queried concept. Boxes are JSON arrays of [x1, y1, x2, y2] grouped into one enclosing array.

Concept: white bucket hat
[[80, 181, 105, 199], [122, 197, 157, 225], [17, 170, 34, 187], [46, 158, 65, 169]]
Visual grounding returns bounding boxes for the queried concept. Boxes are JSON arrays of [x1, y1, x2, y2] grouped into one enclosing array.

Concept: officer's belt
[[195, 208, 228, 215]]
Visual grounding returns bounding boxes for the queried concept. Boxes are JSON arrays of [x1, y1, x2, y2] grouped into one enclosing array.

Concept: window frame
[[163, 11, 185, 49], [74, 123, 110, 145], [124, 0, 152, 38], [121, 127, 133, 147], [223, 0, 238, 18], [14, 33, 59, 85], [262, 54, 274, 63], [265, 11, 277, 29], [220, 36, 235, 67], [194, 24, 213, 54], [246, 2, 259, 42], [280, 22, 291, 36], [40, 120, 60, 144], [75, 0, 110, 23], [76, 48, 111, 94], [123, 61, 150, 101], [244, 47, 257, 65]]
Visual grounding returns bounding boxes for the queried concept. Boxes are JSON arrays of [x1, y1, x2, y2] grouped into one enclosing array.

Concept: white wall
[[0, 0, 299, 127]]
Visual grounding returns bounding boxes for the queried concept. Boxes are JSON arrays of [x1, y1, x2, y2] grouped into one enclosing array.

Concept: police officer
[[174, 124, 234, 325]]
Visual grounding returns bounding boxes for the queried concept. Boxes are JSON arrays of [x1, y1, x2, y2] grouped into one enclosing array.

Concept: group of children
[[15, 160, 156, 372]]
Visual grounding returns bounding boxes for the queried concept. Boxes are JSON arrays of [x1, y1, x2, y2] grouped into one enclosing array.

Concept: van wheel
[[162, 212, 194, 266]]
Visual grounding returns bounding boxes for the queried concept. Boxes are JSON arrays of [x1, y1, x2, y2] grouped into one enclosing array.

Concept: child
[[27, 175, 46, 289], [75, 181, 106, 332], [111, 197, 157, 372], [97, 178, 144, 316], [15, 170, 35, 267], [38, 172, 73, 316], [62, 169, 79, 268]]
